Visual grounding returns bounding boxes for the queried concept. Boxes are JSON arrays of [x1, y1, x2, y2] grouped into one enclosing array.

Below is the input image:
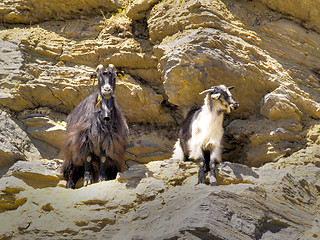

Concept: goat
[[61, 64, 129, 189], [173, 85, 238, 186]]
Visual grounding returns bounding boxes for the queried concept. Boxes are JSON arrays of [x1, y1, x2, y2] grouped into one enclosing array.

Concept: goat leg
[[83, 155, 93, 186], [198, 155, 206, 184], [98, 156, 107, 182], [66, 168, 81, 189], [64, 163, 81, 189], [66, 180, 76, 189], [209, 148, 220, 186]]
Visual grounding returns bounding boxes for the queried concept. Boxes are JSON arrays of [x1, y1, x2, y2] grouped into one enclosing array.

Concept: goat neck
[[100, 95, 114, 122]]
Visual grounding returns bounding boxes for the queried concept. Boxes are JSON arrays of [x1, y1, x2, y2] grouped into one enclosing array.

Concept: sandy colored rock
[[126, 0, 159, 20], [226, 118, 303, 166], [261, 92, 302, 121], [18, 113, 66, 149], [0, 39, 24, 80], [5, 161, 60, 189], [126, 132, 174, 164], [0, 159, 319, 239], [261, 85, 320, 121], [148, 0, 261, 44], [0, 0, 124, 24], [115, 74, 174, 125], [155, 28, 281, 117], [0, 176, 29, 213], [0, 111, 41, 174], [258, 0, 320, 33]]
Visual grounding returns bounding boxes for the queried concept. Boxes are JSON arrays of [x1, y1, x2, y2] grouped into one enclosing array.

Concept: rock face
[[0, 0, 124, 24], [1, 0, 320, 239]]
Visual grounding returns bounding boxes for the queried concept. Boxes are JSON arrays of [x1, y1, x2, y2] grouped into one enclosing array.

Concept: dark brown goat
[[61, 64, 128, 189]]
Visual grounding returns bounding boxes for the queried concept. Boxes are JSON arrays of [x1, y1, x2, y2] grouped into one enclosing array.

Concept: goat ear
[[211, 93, 221, 100], [117, 71, 124, 77], [116, 71, 124, 80], [90, 73, 98, 86], [228, 86, 235, 90]]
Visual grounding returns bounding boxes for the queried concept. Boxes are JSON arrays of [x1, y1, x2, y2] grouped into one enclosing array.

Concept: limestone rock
[[0, 176, 29, 213], [148, 0, 261, 44], [307, 124, 320, 144], [126, 132, 174, 164], [0, 156, 320, 239], [226, 118, 303, 166], [155, 28, 281, 118], [261, 92, 302, 121], [0, 39, 24, 81], [0, 111, 41, 176], [261, 85, 320, 121], [5, 161, 60, 189], [135, 177, 166, 202], [18, 111, 66, 149], [258, 0, 320, 33], [126, 0, 159, 20], [0, 0, 124, 24], [216, 162, 259, 185], [116, 74, 174, 125]]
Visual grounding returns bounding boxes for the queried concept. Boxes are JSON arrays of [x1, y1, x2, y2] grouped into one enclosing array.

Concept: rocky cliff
[[0, 0, 320, 239]]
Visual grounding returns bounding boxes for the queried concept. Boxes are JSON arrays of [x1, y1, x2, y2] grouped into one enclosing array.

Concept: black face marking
[[99, 72, 115, 99], [97, 70, 116, 99], [208, 85, 239, 112], [92, 66, 118, 121]]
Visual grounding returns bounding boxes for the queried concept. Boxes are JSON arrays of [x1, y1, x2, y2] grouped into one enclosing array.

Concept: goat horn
[[199, 88, 215, 95], [96, 64, 105, 72]]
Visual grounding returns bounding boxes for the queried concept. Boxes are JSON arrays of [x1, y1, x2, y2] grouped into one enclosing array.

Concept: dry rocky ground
[[0, 0, 320, 239]]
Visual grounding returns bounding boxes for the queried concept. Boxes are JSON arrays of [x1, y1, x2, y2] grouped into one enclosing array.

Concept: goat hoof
[[66, 181, 75, 189], [210, 181, 218, 186], [209, 176, 218, 186], [197, 178, 205, 184], [83, 179, 92, 186], [83, 180, 91, 187], [98, 177, 106, 182], [197, 182, 205, 186]]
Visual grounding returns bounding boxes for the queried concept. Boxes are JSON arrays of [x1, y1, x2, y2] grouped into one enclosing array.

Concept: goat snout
[[101, 87, 113, 98], [231, 102, 239, 111], [104, 87, 111, 93]]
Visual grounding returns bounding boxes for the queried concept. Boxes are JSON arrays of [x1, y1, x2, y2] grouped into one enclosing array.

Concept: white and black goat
[[173, 85, 238, 186], [61, 64, 129, 189]]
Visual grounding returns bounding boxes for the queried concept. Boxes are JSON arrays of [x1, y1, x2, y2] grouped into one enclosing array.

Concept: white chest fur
[[188, 105, 224, 159]]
